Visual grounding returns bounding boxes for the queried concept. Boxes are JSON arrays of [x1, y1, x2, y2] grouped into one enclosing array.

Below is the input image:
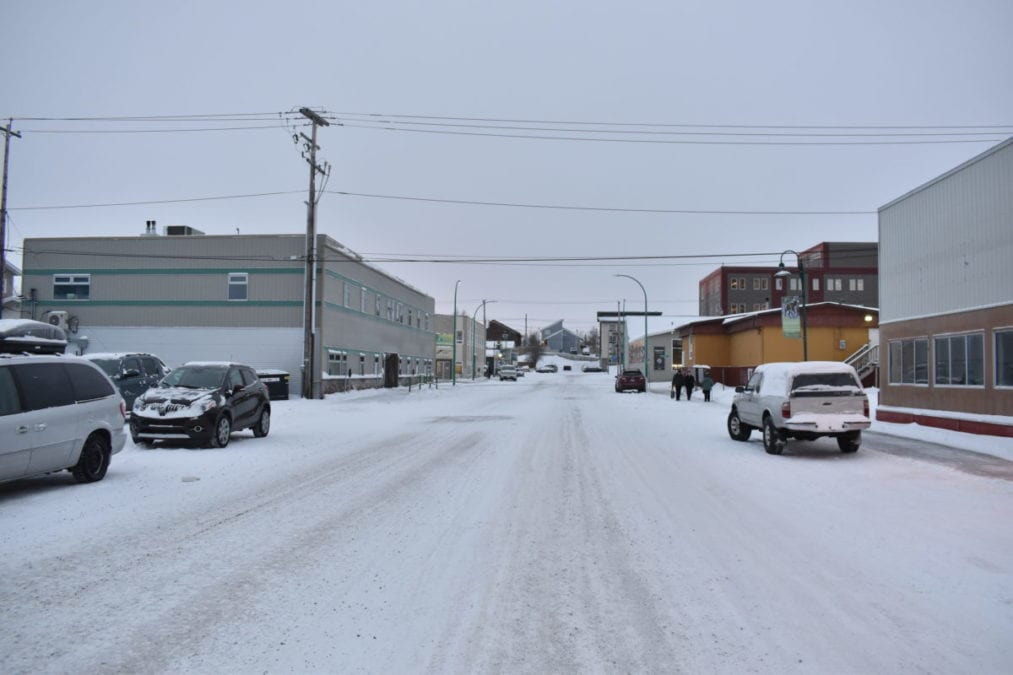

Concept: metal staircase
[[845, 342, 880, 386]]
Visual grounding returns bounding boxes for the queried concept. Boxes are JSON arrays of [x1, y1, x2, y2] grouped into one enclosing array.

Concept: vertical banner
[[653, 346, 666, 371], [781, 297, 801, 338]]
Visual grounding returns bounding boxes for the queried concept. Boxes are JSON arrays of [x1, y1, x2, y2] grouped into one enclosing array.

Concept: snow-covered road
[[3, 372, 1012, 673]]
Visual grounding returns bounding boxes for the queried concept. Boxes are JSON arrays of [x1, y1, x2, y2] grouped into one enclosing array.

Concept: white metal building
[[877, 137, 1013, 435]]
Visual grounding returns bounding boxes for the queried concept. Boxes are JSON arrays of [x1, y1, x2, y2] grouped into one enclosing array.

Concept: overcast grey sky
[[4, 0, 1012, 337]]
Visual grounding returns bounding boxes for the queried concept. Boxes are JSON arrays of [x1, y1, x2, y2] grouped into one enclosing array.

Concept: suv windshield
[[161, 365, 227, 389]]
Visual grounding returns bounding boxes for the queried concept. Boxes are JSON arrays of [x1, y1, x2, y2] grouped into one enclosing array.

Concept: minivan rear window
[[12, 363, 75, 410], [66, 363, 116, 401], [0, 367, 21, 416]]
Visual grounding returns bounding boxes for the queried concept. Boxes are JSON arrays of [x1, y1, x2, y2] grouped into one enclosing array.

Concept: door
[[227, 367, 257, 427], [13, 363, 81, 476], [384, 354, 399, 388], [116, 356, 146, 408], [0, 366, 31, 480], [736, 369, 764, 427]]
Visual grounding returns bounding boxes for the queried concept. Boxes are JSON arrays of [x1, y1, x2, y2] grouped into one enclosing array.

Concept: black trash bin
[[256, 370, 290, 400]]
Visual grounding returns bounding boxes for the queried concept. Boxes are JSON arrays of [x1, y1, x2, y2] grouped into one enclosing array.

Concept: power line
[[337, 122, 1007, 146], [20, 124, 301, 134], [328, 190, 874, 215], [328, 111, 1013, 131], [11, 190, 305, 211]]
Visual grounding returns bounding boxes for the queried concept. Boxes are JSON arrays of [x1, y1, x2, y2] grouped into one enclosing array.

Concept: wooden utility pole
[[298, 108, 330, 399], [0, 119, 21, 320]]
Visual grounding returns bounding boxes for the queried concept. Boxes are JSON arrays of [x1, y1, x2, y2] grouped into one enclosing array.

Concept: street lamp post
[[471, 300, 495, 380], [452, 280, 461, 385], [615, 274, 648, 377], [775, 250, 808, 361]]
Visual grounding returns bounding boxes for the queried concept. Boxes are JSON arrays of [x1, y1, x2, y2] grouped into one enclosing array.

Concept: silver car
[[727, 361, 870, 455], [0, 354, 127, 484]]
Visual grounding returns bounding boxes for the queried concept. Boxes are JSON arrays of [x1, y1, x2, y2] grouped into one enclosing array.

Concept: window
[[0, 367, 22, 416], [228, 368, 244, 390], [397, 303, 404, 323], [789, 278, 801, 291], [408, 309, 413, 327], [752, 277, 768, 290], [849, 278, 865, 292], [812, 278, 820, 292], [386, 300, 394, 321], [375, 296, 382, 316], [998, 330, 1013, 388], [361, 288, 368, 313], [775, 277, 783, 290], [227, 273, 248, 301], [359, 354, 365, 375], [54, 274, 90, 300], [67, 363, 116, 401], [11, 363, 75, 410], [826, 278, 842, 291], [888, 337, 928, 385], [934, 333, 984, 386], [344, 283, 352, 308], [456, 329, 463, 344], [752, 302, 768, 311]]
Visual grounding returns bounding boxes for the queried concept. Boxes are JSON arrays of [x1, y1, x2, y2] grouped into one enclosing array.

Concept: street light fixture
[[452, 280, 461, 385], [615, 274, 648, 377], [471, 300, 496, 379], [774, 250, 808, 361]]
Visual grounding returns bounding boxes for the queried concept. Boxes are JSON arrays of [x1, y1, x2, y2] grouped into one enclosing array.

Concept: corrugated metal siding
[[79, 326, 304, 395], [879, 140, 1013, 323]]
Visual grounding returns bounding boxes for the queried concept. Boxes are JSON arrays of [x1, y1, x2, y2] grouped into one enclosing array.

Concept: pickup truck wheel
[[837, 431, 861, 453], [727, 409, 751, 441], [762, 416, 785, 455]]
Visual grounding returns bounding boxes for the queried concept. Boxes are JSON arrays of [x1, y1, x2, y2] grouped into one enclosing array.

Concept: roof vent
[[164, 225, 205, 236], [141, 220, 160, 236]]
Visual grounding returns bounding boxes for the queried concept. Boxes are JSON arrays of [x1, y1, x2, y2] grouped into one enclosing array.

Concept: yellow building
[[677, 303, 878, 387]]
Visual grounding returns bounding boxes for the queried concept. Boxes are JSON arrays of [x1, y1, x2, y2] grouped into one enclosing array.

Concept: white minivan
[[0, 354, 127, 484]]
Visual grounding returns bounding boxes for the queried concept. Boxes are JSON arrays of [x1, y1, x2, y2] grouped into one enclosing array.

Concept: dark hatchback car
[[615, 369, 646, 393], [84, 352, 170, 409], [130, 362, 270, 448]]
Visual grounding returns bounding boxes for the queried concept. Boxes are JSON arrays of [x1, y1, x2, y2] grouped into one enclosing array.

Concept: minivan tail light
[[119, 401, 127, 419], [863, 399, 869, 417], [781, 401, 791, 418]]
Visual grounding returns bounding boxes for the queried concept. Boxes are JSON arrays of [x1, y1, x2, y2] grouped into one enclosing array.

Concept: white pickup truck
[[726, 361, 871, 455]]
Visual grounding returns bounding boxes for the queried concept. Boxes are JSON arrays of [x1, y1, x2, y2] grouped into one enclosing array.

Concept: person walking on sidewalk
[[701, 371, 715, 402], [671, 370, 685, 400], [684, 370, 696, 400]]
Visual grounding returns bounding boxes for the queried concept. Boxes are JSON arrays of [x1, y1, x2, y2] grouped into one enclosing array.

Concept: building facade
[[599, 319, 625, 366], [21, 231, 436, 396], [541, 319, 581, 353], [877, 138, 1013, 435], [628, 329, 683, 383], [677, 303, 879, 387], [433, 313, 487, 380], [486, 319, 522, 345], [699, 242, 878, 316]]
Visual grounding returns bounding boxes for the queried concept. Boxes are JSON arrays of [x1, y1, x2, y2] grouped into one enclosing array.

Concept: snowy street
[[2, 371, 1012, 673]]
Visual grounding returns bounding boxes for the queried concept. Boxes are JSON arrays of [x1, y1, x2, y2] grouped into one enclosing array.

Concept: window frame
[[53, 273, 91, 301], [934, 332, 985, 387], [888, 337, 929, 386], [996, 327, 1013, 389], [227, 272, 248, 301]]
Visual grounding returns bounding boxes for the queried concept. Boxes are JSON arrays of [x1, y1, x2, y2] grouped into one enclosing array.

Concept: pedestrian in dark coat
[[671, 370, 685, 400], [684, 371, 696, 400], [701, 372, 715, 402]]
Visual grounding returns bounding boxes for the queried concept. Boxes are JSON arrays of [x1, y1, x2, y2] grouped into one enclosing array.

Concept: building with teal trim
[[21, 229, 436, 396]]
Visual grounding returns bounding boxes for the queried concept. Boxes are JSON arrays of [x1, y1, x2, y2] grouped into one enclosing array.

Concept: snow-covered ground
[[2, 370, 1011, 673]]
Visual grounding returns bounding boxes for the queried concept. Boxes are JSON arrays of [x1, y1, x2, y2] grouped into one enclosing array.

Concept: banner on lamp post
[[781, 296, 802, 338]]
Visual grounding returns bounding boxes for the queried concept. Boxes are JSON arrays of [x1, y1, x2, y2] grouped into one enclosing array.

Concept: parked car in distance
[[130, 362, 270, 448], [536, 364, 558, 373], [581, 364, 604, 372], [0, 353, 126, 484], [84, 352, 170, 410], [615, 369, 646, 393], [727, 361, 871, 455], [498, 365, 518, 381], [0, 319, 68, 355]]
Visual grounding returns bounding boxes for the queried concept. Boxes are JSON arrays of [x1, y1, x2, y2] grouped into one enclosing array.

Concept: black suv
[[84, 352, 170, 409], [130, 362, 270, 448]]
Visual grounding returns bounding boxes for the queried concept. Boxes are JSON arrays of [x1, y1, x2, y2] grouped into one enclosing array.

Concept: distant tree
[[522, 334, 544, 366], [583, 329, 600, 354]]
